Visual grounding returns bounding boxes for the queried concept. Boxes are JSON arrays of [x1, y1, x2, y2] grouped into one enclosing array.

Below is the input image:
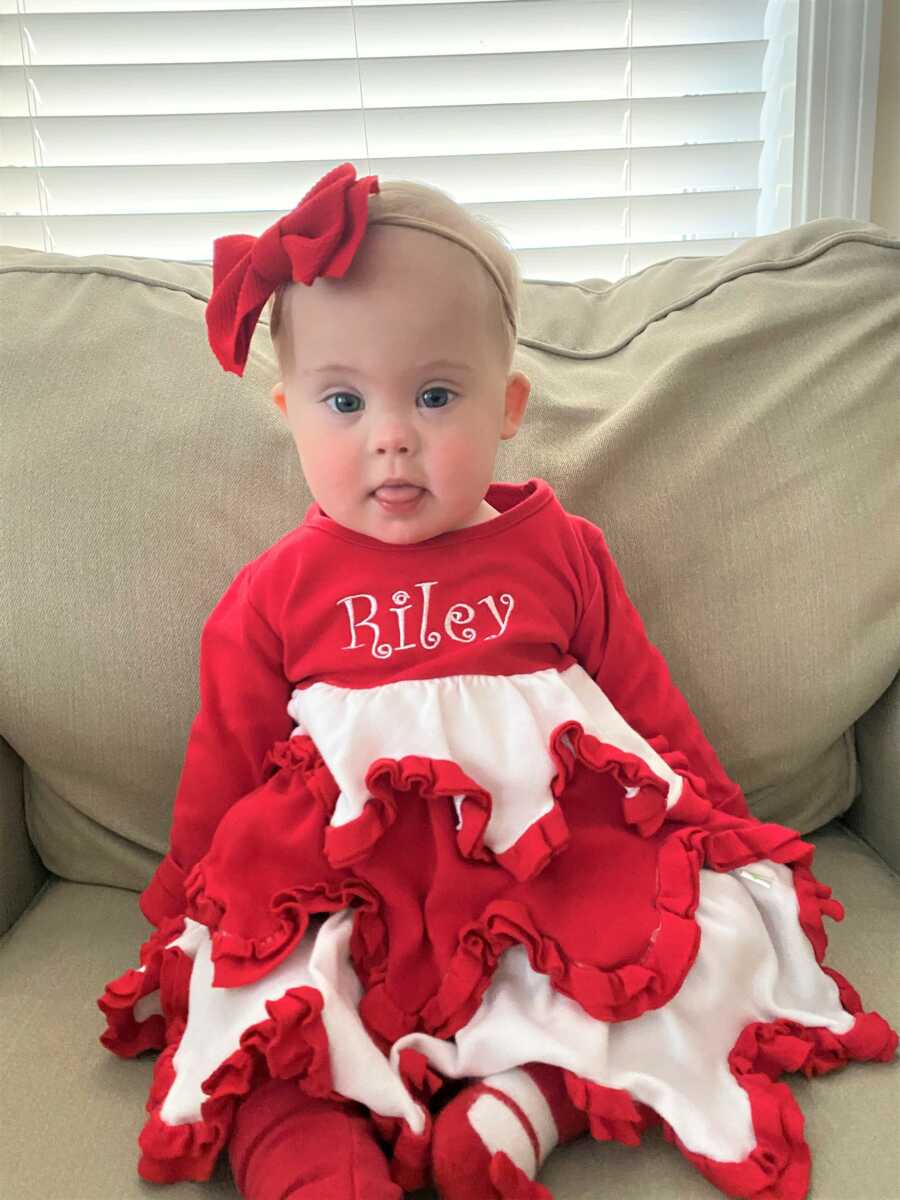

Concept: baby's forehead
[[281, 224, 504, 362], [289, 250, 489, 328]]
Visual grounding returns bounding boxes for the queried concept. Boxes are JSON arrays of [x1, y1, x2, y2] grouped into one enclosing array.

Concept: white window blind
[[0, 0, 882, 282]]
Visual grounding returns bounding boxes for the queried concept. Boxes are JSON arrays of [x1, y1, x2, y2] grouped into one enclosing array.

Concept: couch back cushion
[[1, 217, 898, 895]]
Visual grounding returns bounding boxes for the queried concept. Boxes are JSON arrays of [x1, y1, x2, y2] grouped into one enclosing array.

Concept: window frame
[[793, 0, 884, 223]]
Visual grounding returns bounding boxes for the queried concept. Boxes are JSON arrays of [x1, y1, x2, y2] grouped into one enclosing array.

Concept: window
[[1, 0, 883, 280]]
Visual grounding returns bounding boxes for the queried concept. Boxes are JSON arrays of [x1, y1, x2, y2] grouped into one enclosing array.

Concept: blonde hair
[[266, 178, 521, 380]]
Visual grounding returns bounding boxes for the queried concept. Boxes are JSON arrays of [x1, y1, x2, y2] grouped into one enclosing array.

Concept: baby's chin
[[365, 493, 445, 542], [318, 490, 494, 542], [362, 494, 480, 543]]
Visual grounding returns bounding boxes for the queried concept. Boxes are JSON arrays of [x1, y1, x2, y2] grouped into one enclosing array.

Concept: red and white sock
[[430, 1062, 589, 1199]]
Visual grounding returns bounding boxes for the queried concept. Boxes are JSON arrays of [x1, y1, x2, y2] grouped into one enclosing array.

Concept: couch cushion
[[847, 668, 900, 874], [1, 218, 898, 892], [0, 820, 896, 1199]]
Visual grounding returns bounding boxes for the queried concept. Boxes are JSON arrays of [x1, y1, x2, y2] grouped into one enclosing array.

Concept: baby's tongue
[[377, 485, 421, 498]]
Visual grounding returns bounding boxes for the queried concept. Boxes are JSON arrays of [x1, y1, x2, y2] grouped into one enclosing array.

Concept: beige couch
[[1, 216, 898, 1200]]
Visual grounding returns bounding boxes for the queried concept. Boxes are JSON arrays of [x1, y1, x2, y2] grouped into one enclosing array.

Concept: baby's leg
[[431, 1062, 589, 1199], [228, 1076, 403, 1200]]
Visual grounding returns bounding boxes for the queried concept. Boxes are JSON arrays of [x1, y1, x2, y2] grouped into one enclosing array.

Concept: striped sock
[[431, 1062, 588, 1199]]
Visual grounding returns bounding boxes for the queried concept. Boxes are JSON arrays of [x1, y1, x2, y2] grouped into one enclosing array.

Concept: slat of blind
[[1, 143, 763, 216], [2, 0, 583, 11], [0, 0, 747, 11], [1, 42, 766, 115], [1, 1, 768, 64], [2, 91, 764, 171], [20, 8, 614, 60], [0, 0, 763, 32], [0, 188, 760, 260]]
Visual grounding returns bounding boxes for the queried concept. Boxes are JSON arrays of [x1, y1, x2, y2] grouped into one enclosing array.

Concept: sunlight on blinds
[[1, 0, 800, 280]]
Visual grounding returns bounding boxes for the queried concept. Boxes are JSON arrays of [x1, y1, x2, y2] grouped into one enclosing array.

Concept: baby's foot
[[229, 1078, 403, 1199], [431, 1063, 588, 1199]]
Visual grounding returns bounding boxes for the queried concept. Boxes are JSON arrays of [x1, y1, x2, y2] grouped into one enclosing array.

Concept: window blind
[[1, 0, 809, 281]]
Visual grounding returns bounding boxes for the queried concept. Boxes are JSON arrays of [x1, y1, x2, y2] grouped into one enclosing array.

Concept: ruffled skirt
[[98, 669, 898, 1198]]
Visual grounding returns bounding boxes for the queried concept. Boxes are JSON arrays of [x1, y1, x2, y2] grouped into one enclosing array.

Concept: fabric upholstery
[[1, 218, 898, 897]]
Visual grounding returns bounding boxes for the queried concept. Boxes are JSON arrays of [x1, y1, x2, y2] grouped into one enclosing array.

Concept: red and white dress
[[98, 476, 898, 1200]]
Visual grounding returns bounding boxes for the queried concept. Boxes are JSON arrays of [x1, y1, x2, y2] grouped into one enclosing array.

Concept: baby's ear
[[271, 383, 287, 415]]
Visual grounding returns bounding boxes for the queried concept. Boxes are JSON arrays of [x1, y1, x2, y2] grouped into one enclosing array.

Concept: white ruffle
[[286, 662, 684, 854], [388, 860, 856, 1162], [155, 910, 427, 1136], [146, 858, 856, 1163]]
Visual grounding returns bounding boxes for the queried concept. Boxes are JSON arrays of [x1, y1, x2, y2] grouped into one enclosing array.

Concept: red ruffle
[[368, 1047, 441, 1191], [663, 995, 898, 1200], [555, 947, 898, 1200], [138, 948, 404, 1183], [416, 811, 823, 1036], [261, 732, 344, 818], [260, 731, 321, 780], [495, 800, 570, 882], [97, 915, 187, 1058], [662, 1069, 811, 1200], [177, 740, 383, 989], [136, 946, 227, 1183], [561, 1072, 660, 1146], [99, 838, 899, 1195], [257, 722, 720, 897], [98, 929, 435, 1187], [124, 752, 886, 1076], [97, 965, 167, 1058], [729, 974, 899, 1082], [135, 736, 330, 934], [185, 863, 381, 990], [220, 798, 859, 1048], [324, 753, 572, 884], [549, 721, 714, 835], [159, 736, 746, 1043], [319, 719, 715, 885]]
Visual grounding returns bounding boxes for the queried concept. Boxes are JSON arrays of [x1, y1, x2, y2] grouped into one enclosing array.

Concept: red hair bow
[[205, 162, 380, 377]]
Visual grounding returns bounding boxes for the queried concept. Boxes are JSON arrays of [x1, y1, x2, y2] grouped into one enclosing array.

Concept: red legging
[[228, 1077, 403, 1200]]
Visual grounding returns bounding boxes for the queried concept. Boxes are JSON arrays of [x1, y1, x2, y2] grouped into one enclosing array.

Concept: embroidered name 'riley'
[[337, 581, 515, 658]]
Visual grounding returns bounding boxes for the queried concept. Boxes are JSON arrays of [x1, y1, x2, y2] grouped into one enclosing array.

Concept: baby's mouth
[[373, 484, 425, 501]]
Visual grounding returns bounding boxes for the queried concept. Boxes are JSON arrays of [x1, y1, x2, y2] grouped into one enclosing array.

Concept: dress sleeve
[[567, 518, 752, 832], [140, 559, 295, 926]]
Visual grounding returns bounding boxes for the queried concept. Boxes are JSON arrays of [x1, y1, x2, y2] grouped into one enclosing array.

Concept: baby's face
[[272, 224, 530, 545]]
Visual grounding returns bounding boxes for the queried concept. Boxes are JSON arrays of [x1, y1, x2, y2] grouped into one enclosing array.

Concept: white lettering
[[335, 581, 515, 659]]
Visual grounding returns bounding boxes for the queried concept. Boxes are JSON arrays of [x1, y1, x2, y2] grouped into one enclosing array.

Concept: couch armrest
[[0, 736, 49, 937], [841, 670, 900, 875]]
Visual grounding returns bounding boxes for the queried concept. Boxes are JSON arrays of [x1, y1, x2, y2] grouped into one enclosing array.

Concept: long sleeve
[[568, 518, 751, 830], [140, 559, 295, 926]]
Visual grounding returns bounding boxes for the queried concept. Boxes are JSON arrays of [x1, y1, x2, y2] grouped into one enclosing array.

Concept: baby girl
[[98, 162, 898, 1200]]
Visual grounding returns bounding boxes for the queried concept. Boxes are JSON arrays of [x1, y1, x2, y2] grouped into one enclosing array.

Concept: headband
[[205, 161, 518, 377]]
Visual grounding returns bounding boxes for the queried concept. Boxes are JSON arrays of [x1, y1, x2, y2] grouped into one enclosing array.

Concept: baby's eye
[[420, 387, 454, 408], [322, 387, 456, 415], [323, 392, 362, 414]]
